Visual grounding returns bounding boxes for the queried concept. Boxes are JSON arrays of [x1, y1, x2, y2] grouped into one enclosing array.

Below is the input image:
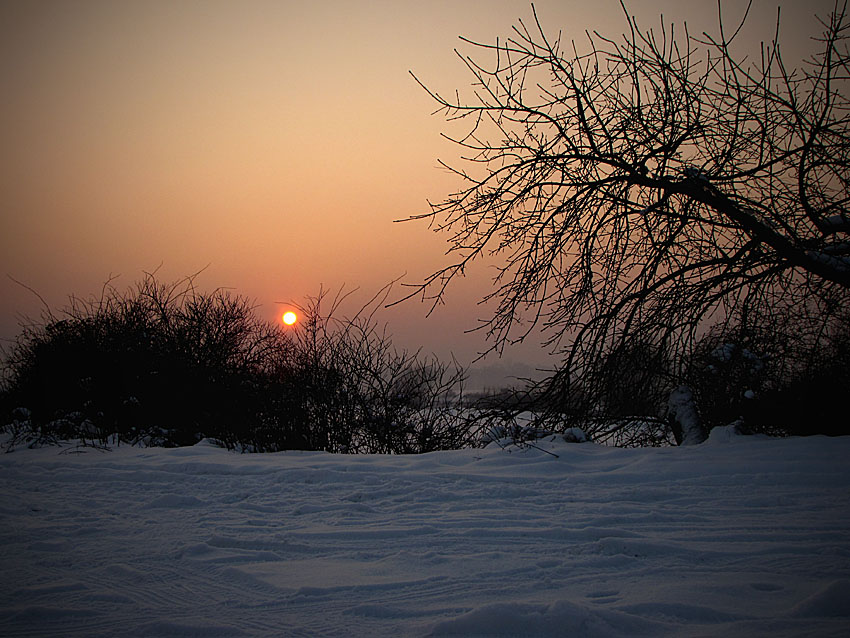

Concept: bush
[[0, 276, 472, 453], [516, 300, 850, 446], [274, 287, 472, 453], [685, 310, 850, 437], [0, 275, 286, 448]]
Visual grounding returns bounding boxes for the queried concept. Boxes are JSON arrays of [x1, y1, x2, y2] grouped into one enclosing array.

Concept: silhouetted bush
[[8, 274, 842, 452], [1, 275, 283, 448], [684, 308, 850, 438], [560, 302, 850, 444], [274, 288, 471, 453], [480, 301, 850, 447], [0, 276, 471, 453]]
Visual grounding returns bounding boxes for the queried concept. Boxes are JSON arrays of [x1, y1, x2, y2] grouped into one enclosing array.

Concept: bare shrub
[[1, 276, 471, 453]]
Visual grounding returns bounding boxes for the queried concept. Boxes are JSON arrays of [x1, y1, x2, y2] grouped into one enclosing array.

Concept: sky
[[0, 0, 839, 375]]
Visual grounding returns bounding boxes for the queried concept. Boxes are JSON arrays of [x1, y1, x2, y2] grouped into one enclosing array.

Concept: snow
[[2, 434, 850, 637], [667, 385, 705, 445], [561, 427, 588, 443]]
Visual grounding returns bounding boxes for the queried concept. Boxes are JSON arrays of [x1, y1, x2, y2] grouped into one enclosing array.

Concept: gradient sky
[[0, 0, 838, 372]]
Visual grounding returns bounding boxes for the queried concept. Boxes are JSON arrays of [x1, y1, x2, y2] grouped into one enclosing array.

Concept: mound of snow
[[562, 427, 588, 443], [706, 423, 746, 444]]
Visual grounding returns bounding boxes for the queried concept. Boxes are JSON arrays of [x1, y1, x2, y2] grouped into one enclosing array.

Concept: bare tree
[[402, 1, 850, 432]]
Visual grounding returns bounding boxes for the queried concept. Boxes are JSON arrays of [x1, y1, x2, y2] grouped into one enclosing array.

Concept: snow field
[[1, 429, 849, 637]]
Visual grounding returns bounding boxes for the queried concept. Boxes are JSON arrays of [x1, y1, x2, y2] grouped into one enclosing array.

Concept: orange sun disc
[[282, 311, 297, 326]]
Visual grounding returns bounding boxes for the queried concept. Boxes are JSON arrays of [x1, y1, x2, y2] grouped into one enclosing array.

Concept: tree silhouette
[[404, 1, 850, 433]]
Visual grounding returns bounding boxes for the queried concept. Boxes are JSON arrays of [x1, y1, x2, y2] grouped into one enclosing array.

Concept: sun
[[282, 311, 297, 326]]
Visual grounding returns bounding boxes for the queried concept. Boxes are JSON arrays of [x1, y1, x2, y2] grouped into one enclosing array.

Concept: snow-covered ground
[[1, 429, 849, 637]]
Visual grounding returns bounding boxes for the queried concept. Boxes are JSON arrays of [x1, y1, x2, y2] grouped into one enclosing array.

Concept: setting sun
[[282, 311, 297, 326]]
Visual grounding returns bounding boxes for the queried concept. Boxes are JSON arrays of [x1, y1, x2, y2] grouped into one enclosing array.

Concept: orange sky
[[0, 0, 837, 373]]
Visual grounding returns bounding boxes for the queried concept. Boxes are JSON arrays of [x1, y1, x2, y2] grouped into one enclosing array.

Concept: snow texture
[[2, 434, 850, 637]]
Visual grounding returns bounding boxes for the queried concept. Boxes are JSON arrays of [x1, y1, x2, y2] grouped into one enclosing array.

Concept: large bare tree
[[403, 1, 850, 432]]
